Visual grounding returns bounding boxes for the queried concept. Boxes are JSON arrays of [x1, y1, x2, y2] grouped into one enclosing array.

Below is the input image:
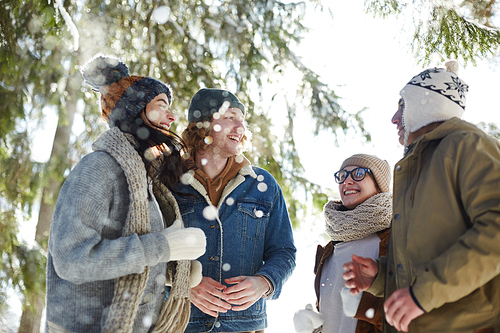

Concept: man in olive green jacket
[[343, 60, 500, 333]]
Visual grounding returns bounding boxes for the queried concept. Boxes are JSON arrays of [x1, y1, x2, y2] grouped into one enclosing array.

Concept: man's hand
[[190, 276, 232, 317], [223, 275, 269, 311], [342, 254, 379, 295], [384, 287, 424, 332]]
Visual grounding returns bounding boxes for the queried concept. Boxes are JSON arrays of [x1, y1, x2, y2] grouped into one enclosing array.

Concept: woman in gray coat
[[45, 55, 206, 333]]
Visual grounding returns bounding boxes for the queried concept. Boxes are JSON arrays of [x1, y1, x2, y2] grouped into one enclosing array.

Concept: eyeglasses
[[334, 167, 372, 184]]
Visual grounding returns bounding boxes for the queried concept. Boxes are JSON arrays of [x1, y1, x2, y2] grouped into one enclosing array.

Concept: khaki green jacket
[[369, 118, 500, 333]]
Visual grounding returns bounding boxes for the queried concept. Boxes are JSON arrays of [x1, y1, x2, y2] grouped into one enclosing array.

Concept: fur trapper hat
[[340, 154, 391, 193], [81, 54, 172, 127]]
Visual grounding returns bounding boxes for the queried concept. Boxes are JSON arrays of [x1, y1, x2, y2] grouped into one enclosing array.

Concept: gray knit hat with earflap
[[187, 88, 245, 123], [340, 154, 391, 193]]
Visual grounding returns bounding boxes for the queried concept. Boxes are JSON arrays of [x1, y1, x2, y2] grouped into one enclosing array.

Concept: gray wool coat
[[45, 148, 172, 333]]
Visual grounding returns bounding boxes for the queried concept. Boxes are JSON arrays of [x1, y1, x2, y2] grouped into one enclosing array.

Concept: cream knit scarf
[[324, 192, 392, 242], [92, 127, 190, 333], [151, 177, 192, 333]]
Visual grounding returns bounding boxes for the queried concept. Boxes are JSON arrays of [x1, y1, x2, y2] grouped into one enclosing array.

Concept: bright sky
[[15, 1, 500, 332]]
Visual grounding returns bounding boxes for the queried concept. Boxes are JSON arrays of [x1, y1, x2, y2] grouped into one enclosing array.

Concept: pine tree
[[0, 0, 361, 330], [3, 0, 499, 331], [364, 0, 500, 64]]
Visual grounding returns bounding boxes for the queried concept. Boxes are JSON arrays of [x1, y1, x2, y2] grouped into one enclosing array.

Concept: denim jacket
[[169, 164, 296, 332]]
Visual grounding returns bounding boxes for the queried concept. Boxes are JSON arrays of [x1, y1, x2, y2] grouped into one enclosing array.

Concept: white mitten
[[165, 260, 203, 288], [161, 220, 206, 261], [293, 304, 324, 333]]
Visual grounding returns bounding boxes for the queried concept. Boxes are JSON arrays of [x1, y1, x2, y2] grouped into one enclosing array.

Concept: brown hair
[[181, 120, 250, 157]]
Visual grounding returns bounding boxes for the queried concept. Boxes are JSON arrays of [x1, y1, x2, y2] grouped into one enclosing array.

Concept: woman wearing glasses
[[294, 154, 392, 333]]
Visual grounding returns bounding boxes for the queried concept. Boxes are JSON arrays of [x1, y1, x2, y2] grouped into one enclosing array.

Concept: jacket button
[[394, 214, 400, 220], [397, 264, 403, 271], [395, 165, 402, 171], [388, 271, 393, 276]]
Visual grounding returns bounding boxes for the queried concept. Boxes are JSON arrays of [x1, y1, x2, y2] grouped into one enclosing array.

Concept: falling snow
[[181, 171, 194, 185], [155, 274, 166, 286], [152, 6, 171, 24], [235, 155, 244, 163], [148, 110, 161, 122], [219, 101, 230, 114], [257, 183, 268, 192], [203, 205, 218, 220], [137, 127, 149, 140], [142, 315, 153, 328], [144, 147, 157, 161]]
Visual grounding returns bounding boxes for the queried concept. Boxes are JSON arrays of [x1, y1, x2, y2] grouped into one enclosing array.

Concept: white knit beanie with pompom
[[400, 60, 469, 146]]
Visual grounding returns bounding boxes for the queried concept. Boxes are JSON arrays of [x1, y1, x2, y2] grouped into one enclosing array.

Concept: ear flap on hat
[[400, 61, 468, 140]]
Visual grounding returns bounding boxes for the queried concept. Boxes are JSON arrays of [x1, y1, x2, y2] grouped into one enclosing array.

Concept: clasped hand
[[190, 275, 269, 317]]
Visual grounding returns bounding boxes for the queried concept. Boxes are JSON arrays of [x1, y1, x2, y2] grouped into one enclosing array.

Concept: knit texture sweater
[[46, 128, 177, 333]]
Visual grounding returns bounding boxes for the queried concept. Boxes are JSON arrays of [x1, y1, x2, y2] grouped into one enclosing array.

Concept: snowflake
[[418, 70, 432, 80], [445, 76, 469, 98]]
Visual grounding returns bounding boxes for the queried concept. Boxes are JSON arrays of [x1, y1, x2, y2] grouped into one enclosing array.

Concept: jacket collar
[[187, 159, 256, 208], [405, 117, 476, 156]]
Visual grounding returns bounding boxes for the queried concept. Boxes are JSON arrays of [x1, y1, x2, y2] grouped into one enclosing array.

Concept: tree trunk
[[35, 66, 80, 250], [18, 58, 81, 333], [17, 296, 44, 333]]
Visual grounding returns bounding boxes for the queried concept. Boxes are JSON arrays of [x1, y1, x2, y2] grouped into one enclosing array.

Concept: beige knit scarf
[[150, 177, 192, 333], [324, 192, 392, 242], [92, 127, 191, 333]]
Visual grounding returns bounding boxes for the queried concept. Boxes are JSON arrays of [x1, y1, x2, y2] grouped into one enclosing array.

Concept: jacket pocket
[[177, 202, 195, 226], [237, 201, 270, 240]]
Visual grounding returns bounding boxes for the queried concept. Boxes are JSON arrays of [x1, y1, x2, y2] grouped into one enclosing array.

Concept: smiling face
[[339, 165, 379, 210], [141, 93, 175, 131], [209, 107, 246, 158]]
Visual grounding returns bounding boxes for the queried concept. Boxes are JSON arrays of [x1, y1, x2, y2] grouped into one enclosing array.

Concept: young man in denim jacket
[[168, 88, 296, 333]]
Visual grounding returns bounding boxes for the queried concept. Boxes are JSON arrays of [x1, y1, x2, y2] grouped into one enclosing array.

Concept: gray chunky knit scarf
[[324, 192, 392, 242], [92, 127, 191, 333]]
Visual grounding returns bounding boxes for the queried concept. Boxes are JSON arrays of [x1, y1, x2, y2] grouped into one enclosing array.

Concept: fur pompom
[[444, 59, 459, 75], [81, 54, 129, 92]]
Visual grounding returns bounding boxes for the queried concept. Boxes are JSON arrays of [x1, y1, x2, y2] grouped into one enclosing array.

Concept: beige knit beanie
[[340, 154, 391, 193]]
